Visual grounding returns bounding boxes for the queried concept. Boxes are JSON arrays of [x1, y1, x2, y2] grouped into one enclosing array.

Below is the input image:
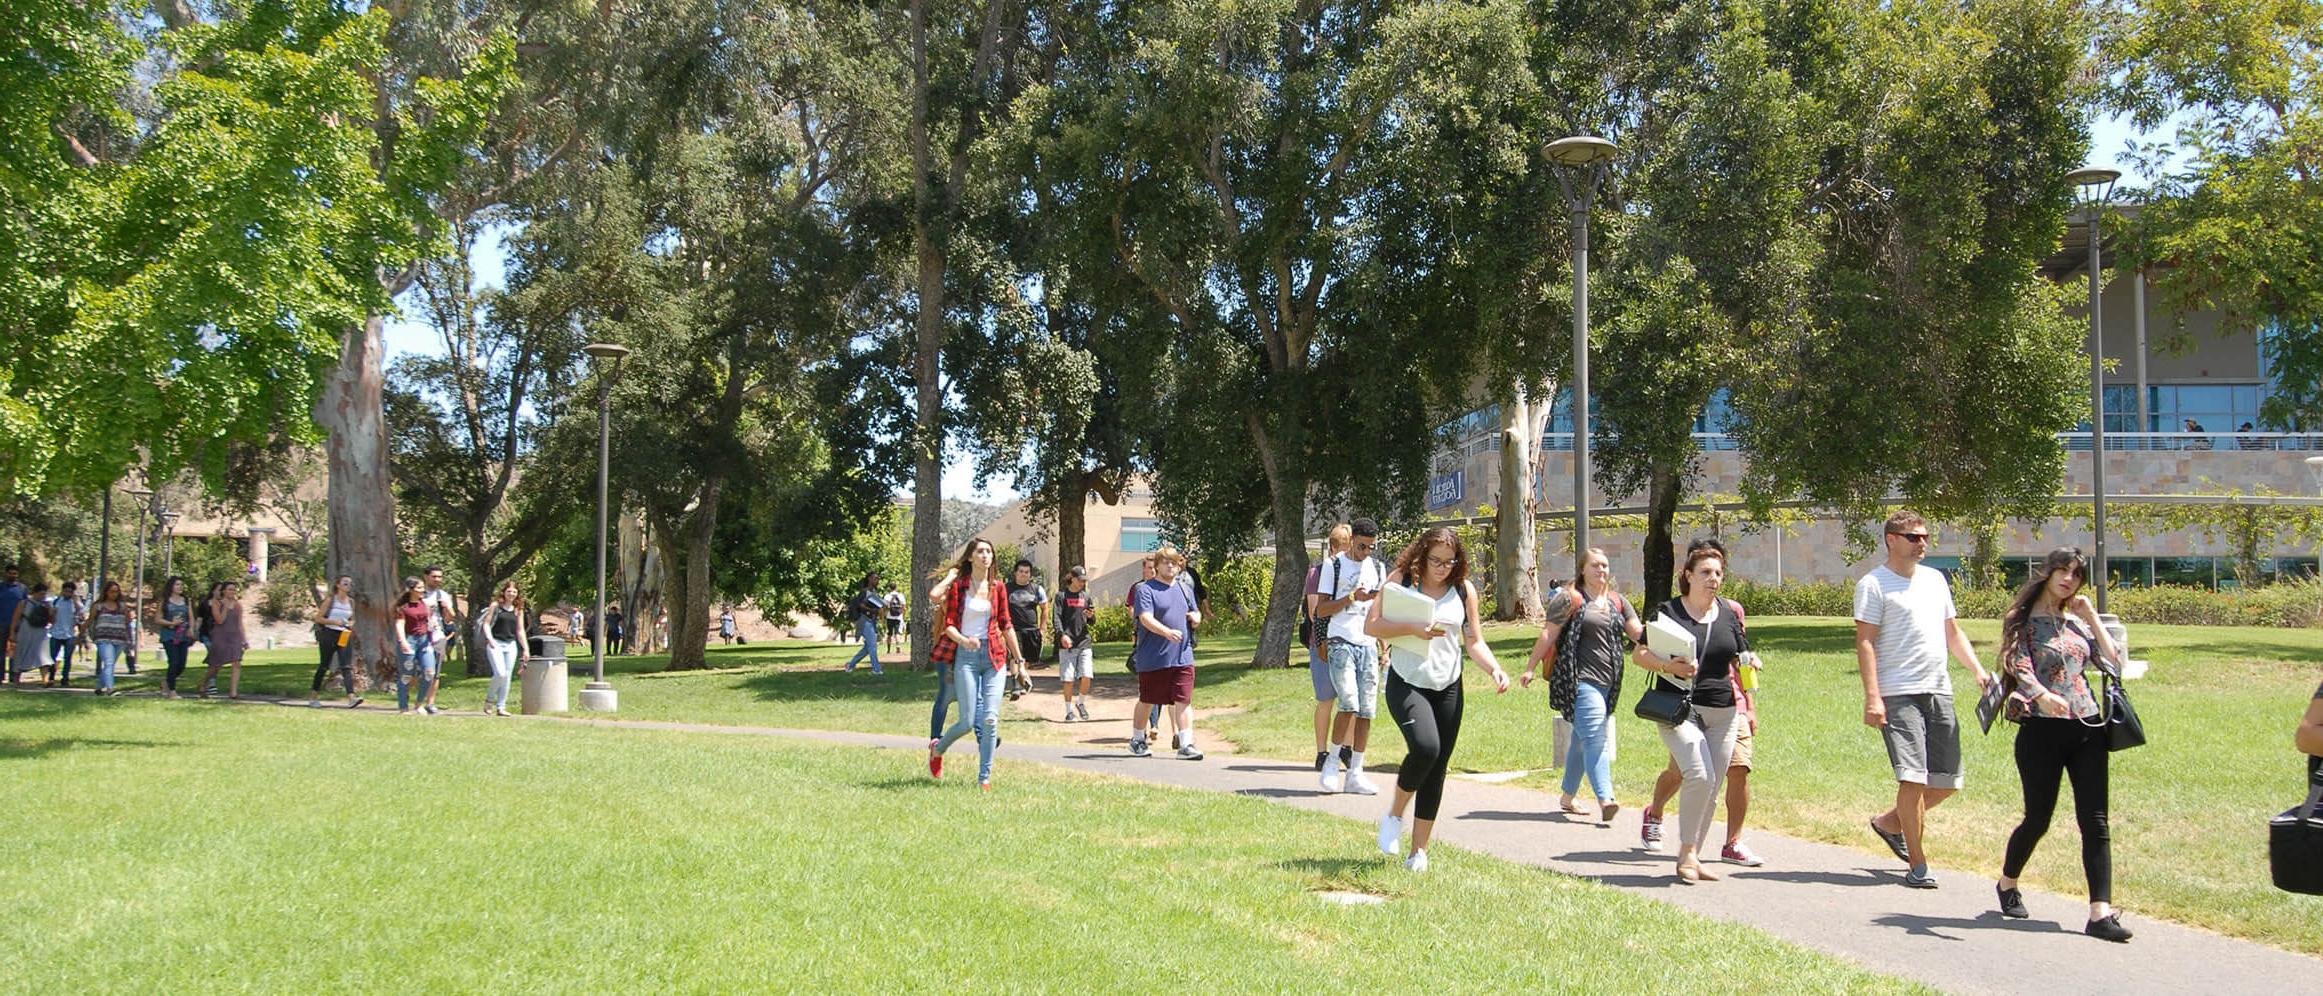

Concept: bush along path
[[53, 685, 2317, 995]]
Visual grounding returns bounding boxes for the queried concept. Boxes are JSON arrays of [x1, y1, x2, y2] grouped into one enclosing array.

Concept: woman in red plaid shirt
[[926, 537, 1023, 789]]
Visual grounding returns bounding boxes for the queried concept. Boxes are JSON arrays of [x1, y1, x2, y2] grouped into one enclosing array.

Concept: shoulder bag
[[2079, 671, 2145, 752], [2270, 757, 2323, 895]]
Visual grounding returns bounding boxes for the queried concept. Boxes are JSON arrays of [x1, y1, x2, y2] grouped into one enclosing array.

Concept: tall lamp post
[[159, 510, 179, 580], [579, 342, 632, 712], [2067, 166, 2121, 611], [126, 487, 153, 670], [1546, 135, 1618, 558]]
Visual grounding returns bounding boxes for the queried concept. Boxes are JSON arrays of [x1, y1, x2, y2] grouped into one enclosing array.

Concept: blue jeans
[[935, 647, 1004, 782], [396, 632, 439, 710], [928, 665, 955, 741], [843, 617, 883, 671], [94, 641, 125, 691], [1561, 681, 1616, 802]]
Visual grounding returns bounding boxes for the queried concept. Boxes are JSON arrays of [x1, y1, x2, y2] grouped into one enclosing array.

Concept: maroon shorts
[[1136, 665, 1195, 706]]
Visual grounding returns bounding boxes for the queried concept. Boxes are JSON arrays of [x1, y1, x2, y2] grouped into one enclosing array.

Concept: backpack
[[26, 599, 51, 629]]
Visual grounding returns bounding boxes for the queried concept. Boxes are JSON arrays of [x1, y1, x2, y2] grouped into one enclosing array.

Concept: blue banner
[[1426, 470, 1465, 510]]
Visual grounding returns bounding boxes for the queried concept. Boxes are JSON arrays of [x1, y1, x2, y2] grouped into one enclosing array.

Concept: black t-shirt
[[1651, 597, 1744, 709], [1181, 565, 1207, 607], [1005, 581, 1046, 630], [1054, 588, 1092, 643], [490, 606, 519, 642]]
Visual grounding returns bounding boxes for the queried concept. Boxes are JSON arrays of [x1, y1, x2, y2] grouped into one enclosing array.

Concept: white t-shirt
[[46, 596, 82, 638], [421, 588, 456, 635], [1320, 552, 1386, 646], [884, 591, 905, 620], [1386, 583, 1467, 690], [960, 593, 994, 639], [1853, 565, 1958, 696]]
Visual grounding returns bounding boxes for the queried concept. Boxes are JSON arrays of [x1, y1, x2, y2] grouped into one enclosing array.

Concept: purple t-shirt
[[1129, 578, 1194, 672]]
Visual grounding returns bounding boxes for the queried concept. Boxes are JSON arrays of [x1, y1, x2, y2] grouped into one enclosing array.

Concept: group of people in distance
[[915, 508, 2139, 941], [2, 566, 248, 699]]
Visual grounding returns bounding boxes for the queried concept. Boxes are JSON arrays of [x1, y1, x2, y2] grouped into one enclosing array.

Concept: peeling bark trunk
[[317, 313, 400, 690], [1056, 470, 1087, 580], [1494, 378, 1549, 621], [618, 507, 661, 654], [657, 487, 722, 670]]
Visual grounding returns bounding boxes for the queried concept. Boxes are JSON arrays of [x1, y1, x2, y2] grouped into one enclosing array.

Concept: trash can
[[521, 634, 569, 715]]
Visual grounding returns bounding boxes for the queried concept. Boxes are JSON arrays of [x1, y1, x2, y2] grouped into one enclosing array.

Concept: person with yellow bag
[[309, 575, 362, 708]]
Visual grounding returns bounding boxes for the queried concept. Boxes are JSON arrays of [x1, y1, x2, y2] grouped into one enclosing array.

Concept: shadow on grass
[[1271, 856, 1387, 879], [1236, 786, 1336, 799], [861, 777, 943, 792], [1, 736, 189, 759], [1870, 911, 2072, 941]]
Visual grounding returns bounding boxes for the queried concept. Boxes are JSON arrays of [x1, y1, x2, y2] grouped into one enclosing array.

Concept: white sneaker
[[307, 697, 319, 708], [1404, 849, 1428, 873], [1376, 814, 1404, 856], [1320, 750, 1344, 792], [1345, 770, 1380, 796]]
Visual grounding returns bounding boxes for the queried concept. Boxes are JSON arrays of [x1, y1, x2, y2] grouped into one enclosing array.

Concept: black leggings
[[311, 638, 354, 694], [2003, 717, 2112, 903], [1385, 669, 1464, 822]]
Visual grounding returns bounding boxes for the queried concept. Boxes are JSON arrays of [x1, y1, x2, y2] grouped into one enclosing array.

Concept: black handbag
[[2270, 757, 2323, 895], [2099, 674, 2145, 752], [1633, 680, 1692, 726]]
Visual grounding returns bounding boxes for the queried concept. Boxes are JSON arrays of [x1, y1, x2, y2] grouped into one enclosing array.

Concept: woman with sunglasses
[[1994, 547, 2132, 942]]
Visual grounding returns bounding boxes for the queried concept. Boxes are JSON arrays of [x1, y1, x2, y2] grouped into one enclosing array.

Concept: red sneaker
[[927, 738, 943, 778]]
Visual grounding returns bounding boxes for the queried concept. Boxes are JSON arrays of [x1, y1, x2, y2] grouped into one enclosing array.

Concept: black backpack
[[26, 599, 52, 629]]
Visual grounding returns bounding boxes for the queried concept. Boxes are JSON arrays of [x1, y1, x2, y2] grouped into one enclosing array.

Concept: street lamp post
[[159, 511, 179, 581], [1546, 135, 1619, 559], [580, 342, 632, 712], [2068, 166, 2121, 611], [98, 487, 113, 603], [126, 487, 153, 670]]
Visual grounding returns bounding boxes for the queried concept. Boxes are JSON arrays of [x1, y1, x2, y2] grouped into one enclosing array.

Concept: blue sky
[[382, 111, 2171, 507]]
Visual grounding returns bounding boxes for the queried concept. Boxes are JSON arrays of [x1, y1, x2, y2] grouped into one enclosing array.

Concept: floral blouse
[[2002, 613, 2103, 722]]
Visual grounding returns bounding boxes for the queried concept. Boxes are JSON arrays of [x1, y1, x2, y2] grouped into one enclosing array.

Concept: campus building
[[1423, 212, 2321, 590], [980, 478, 1166, 600]]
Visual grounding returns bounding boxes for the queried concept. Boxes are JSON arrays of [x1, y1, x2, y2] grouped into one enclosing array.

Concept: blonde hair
[[1575, 546, 1615, 594], [1151, 544, 1187, 567], [1324, 523, 1353, 557]]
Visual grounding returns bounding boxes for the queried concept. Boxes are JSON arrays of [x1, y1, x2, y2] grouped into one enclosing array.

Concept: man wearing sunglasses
[[1315, 517, 1388, 794], [1853, 510, 1994, 889]]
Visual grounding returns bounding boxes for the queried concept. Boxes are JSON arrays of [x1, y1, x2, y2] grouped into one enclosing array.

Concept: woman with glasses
[[1635, 546, 1751, 882], [1365, 527, 1511, 871], [1994, 547, 2133, 942]]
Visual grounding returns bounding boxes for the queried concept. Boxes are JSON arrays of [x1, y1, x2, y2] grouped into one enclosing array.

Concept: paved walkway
[[542, 714, 2319, 996], [35, 686, 2320, 992]]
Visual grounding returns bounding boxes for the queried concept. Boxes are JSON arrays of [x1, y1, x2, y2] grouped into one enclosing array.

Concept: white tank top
[[1387, 583, 1466, 690], [960, 593, 994, 638]]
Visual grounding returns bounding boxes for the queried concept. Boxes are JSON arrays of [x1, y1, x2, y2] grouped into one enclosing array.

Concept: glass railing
[[1522, 431, 2323, 453]]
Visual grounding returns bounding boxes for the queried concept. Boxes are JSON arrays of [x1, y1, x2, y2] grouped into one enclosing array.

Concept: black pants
[[311, 638, 354, 694], [2003, 717, 2112, 903], [1014, 627, 1042, 665], [1386, 669, 1464, 822], [162, 640, 191, 691]]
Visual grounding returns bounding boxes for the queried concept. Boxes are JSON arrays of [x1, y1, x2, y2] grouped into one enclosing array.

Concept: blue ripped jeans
[[1561, 681, 1616, 803], [934, 646, 1005, 782]]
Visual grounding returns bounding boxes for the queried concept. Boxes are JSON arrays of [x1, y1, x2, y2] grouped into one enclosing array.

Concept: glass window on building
[[1117, 518, 1164, 553], [2152, 556, 2214, 588], [2104, 557, 2154, 589], [2273, 557, 2319, 582]]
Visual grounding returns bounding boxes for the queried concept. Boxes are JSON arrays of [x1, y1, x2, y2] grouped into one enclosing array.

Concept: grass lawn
[[90, 619, 2323, 954], [0, 693, 1922, 992]]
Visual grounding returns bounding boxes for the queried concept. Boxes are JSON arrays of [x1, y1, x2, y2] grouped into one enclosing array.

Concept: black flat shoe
[[1997, 885, 2028, 919], [2086, 914, 2133, 943]]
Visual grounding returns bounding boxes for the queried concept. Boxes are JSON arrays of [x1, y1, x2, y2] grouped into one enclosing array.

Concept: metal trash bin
[[521, 634, 569, 715]]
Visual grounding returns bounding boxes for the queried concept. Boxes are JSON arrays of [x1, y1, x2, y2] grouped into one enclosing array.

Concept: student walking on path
[[8, 582, 53, 687], [393, 578, 440, 715], [1003, 560, 1047, 698], [1995, 547, 2134, 942], [1129, 545, 1205, 759], [44, 580, 83, 686], [480, 583, 531, 716], [150, 577, 196, 698], [1640, 537, 1769, 866], [1365, 527, 1510, 872], [1634, 547, 1754, 882], [926, 539, 1021, 788], [1315, 518, 1388, 794], [1052, 567, 1095, 722], [1304, 523, 1352, 770], [418, 567, 460, 714], [86, 582, 133, 696], [883, 587, 905, 655], [197, 580, 248, 699], [1855, 510, 1993, 889], [1522, 547, 1640, 827], [310, 575, 360, 708], [841, 574, 887, 674]]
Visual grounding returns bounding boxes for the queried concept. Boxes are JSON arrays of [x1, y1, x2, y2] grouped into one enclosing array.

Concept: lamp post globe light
[[2067, 166, 2121, 611], [580, 342, 632, 712], [1546, 135, 1617, 558], [126, 487, 154, 669]]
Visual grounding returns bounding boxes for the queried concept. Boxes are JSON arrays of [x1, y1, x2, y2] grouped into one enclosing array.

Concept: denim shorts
[[1325, 639, 1379, 719]]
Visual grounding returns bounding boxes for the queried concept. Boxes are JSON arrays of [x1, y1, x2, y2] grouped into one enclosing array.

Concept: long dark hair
[[160, 576, 186, 604], [1392, 527, 1470, 593], [97, 580, 123, 606], [2000, 547, 2089, 663], [936, 537, 995, 582]]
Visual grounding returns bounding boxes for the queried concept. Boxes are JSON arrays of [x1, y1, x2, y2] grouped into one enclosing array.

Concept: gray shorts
[[1056, 646, 1093, 681], [1881, 693, 1963, 790]]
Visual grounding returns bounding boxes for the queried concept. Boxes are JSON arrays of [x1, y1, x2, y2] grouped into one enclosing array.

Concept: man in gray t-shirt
[[1852, 510, 1993, 889]]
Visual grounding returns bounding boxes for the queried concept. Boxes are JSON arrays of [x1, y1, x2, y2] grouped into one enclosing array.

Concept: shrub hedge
[[1720, 577, 2323, 628]]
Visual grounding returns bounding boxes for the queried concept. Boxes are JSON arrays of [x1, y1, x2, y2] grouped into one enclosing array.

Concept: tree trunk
[[618, 507, 661, 654], [1255, 466, 1309, 669], [317, 313, 400, 691], [463, 563, 493, 677], [1494, 378, 1547, 621], [658, 488, 721, 670], [1056, 470, 1087, 581], [1641, 460, 1684, 603], [904, 0, 946, 673]]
